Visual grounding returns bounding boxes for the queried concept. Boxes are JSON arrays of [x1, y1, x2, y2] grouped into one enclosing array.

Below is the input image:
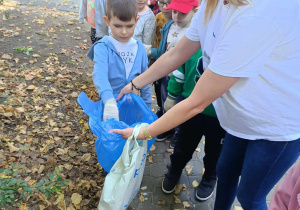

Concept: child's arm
[[164, 67, 185, 111], [142, 13, 157, 45], [92, 44, 119, 120]]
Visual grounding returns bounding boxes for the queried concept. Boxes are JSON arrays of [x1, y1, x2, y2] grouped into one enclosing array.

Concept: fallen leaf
[[185, 165, 193, 175], [174, 184, 183, 194], [19, 203, 27, 210], [182, 201, 191, 208], [173, 195, 181, 203], [195, 148, 200, 152], [149, 145, 156, 151], [7, 142, 20, 152], [157, 199, 166, 206], [192, 180, 199, 188], [15, 107, 25, 113], [81, 153, 91, 162], [148, 156, 153, 163], [38, 165, 45, 174], [140, 186, 147, 190], [2, 54, 12, 60], [139, 193, 145, 202], [71, 193, 82, 206]]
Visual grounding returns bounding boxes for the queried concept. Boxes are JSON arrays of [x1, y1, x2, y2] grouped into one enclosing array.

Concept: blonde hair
[[202, 0, 248, 23]]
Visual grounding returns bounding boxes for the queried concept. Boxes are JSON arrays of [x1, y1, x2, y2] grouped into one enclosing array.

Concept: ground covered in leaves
[[0, 1, 106, 209]]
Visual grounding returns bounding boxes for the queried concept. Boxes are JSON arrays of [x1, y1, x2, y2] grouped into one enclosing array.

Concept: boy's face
[[172, 9, 194, 28], [157, 0, 172, 21], [104, 15, 138, 43], [136, 0, 147, 11]]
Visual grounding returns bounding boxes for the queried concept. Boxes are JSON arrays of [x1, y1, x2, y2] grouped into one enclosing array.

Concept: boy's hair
[[106, 0, 138, 22]]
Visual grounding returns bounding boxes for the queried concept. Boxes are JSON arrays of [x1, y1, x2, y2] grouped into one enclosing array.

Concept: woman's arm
[[112, 68, 239, 139], [116, 36, 201, 100]]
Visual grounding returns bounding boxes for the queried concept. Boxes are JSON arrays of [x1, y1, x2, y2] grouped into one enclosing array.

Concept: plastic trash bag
[[98, 123, 148, 210], [77, 92, 157, 172]]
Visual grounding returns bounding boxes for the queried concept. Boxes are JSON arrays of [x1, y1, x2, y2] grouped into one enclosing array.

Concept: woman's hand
[[116, 83, 139, 101], [110, 127, 146, 140]]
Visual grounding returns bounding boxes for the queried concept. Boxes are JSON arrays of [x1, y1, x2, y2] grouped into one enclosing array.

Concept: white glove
[[103, 99, 119, 121], [164, 96, 176, 112], [144, 44, 152, 56]]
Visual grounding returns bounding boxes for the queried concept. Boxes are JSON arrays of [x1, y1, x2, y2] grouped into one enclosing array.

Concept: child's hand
[[164, 96, 176, 111], [116, 82, 139, 101], [103, 99, 119, 121]]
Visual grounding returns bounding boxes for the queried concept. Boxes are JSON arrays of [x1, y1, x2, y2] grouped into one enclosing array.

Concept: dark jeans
[[90, 28, 101, 44], [170, 113, 225, 176], [215, 133, 300, 210]]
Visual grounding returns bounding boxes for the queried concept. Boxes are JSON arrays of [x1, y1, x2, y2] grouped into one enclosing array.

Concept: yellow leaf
[[182, 201, 191, 208], [7, 142, 20, 153], [27, 37, 31, 39], [192, 180, 199, 188], [195, 148, 201, 152], [139, 193, 145, 202], [16, 107, 25, 113], [141, 186, 147, 190], [37, 74, 43, 78], [33, 54, 41, 58], [1, 174, 12, 179], [49, 42, 53, 45], [26, 85, 36, 90], [67, 21, 74, 25], [3, 138, 11, 142], [185, 165, 193, 175], [173, 195, 181, 203], [81, 153, 91, 162], [174, 184, 183, 194], [19, 203, 27, 210], [71, 193, 82, 206], [150, 145, 156, 151]]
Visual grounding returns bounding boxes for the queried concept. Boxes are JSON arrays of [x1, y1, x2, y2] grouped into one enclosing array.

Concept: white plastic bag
[[98, 123, 148, 210]]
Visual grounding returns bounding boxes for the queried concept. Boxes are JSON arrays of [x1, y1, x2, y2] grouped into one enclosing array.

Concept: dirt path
[[0, 1, 105, 209]]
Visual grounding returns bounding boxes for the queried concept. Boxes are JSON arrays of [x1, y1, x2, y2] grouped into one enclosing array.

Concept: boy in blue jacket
[[87, 0, 152, 121]]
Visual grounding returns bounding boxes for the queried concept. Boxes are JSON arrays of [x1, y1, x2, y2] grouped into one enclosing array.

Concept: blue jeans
[[214, 133, 300, 210]]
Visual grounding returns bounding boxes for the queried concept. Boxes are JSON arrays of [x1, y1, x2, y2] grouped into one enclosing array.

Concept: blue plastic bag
[[77, 92, 157, 172]]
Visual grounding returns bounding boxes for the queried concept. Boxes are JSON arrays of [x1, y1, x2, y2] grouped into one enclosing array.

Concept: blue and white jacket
[[87, 36, 152, 108]]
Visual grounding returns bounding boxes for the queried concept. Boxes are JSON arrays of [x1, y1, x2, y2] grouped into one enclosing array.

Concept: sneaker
[[195, 174, 217, 201], [162, 165, 181, 194], [156, 129, 174, 141], [169, 131, 181, 149]]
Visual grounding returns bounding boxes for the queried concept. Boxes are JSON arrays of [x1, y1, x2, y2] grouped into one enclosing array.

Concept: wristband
[[131, 80, 141, 91], [143, 126, 153, 140]]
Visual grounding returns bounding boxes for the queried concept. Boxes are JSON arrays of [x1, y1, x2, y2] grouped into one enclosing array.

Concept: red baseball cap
[[165, 0, 199, 14]]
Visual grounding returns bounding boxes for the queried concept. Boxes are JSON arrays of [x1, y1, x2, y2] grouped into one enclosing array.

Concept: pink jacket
[[269, 161, 300, 210]]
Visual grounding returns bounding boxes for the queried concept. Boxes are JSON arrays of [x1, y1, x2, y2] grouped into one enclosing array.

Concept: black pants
[[90, 28, 102, 44], [170, 113, 225, 177]]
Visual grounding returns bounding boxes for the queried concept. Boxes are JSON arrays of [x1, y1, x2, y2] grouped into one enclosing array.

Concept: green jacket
[[167, 50, 217, 117]]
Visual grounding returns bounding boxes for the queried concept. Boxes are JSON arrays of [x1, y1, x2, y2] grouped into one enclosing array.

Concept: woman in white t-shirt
[[111, 0, 300, 209]]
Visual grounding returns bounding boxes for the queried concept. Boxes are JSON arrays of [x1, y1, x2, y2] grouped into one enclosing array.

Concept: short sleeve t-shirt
[[185, 0, 300, 141], [166, 24, 189, 51], [108, 36, 138, 79]]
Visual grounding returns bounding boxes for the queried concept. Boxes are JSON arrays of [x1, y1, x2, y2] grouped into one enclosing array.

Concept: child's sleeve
[[79, 0, 87, 22], [92, 44, 114, 103], [149, 47, 158, 60], [140, 50, 152, 109], [142, 13, 157, 45], [167, 65, 185, 99]]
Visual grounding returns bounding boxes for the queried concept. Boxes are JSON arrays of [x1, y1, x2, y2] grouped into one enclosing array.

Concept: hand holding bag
[[98, 123, 148, 210]]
